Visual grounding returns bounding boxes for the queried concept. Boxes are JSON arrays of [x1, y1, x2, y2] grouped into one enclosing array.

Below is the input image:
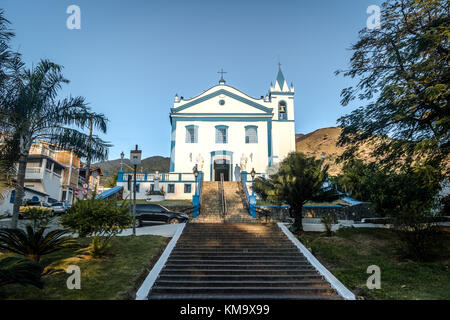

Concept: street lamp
[[250, 168, 256, 196], [120, 151, 125, 172], [193, 165, 199, 195]]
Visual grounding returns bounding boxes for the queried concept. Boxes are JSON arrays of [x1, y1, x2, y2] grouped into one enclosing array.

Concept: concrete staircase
[[223, 182, 255, 223], [194, 181, 256, 223], [148, 223, 342, 300]]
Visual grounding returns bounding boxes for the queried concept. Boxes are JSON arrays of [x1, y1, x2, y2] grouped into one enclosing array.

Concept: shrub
[[321, 214, 337, 237], [0, 225, 76, 263], [61, 195, 131, 258], [22, 207, 53, 229], [0, 256, 44, 288]]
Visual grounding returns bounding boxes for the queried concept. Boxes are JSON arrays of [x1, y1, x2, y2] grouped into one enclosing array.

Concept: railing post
[[249, 195, 257, 218]]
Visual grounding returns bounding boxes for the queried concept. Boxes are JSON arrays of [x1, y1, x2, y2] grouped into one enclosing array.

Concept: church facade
[[170, 67, 296, 183], [117, 67, 296, 200]]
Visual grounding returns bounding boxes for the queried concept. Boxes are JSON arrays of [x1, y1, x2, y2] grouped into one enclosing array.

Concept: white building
[[117, 67, 296, 200]]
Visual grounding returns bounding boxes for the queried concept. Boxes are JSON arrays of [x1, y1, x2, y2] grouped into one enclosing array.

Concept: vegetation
[[61, 196, 131, 258], [0, 256, 43, 288], [321, 214, 337, 237], [336, 0, 449, 174], [253, 152, 337, 232], [299, 228, 450, 300], [335, 160, 444, 260], [0, 225, 75, 263], [0, 10, 111, 229], [0, 235, 168, 300], [21, 207, 53, 229]]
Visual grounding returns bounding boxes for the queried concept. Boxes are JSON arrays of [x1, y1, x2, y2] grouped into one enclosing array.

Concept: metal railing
[[219, 173, 227, 218]]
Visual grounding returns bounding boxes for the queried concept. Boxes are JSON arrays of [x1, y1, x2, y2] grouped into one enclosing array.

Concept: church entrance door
[[214, 159, 230, 182]]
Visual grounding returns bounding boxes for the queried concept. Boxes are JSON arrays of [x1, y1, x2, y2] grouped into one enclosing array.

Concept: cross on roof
[[218, 68, 227, 80]]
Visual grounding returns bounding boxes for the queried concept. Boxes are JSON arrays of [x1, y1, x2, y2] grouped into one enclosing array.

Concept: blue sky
[[2, 0, 383, 160]]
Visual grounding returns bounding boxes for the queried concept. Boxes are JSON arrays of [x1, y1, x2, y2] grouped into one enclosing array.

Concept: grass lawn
[[0, 235, 169, 300], [298, 228, 450, 300]]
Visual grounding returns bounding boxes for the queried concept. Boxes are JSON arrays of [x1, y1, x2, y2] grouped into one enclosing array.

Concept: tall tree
[[336, 0, 449, 172], [253, 152, 335, 232], [0, 9, 17, 194], [0, 58, 111, 229]]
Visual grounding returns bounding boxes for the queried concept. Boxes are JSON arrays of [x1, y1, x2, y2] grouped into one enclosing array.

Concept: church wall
[[172, 120, 270, 181], [271, 121, 296, 165]]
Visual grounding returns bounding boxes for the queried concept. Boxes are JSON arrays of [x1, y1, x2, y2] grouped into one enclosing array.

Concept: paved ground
[[0, 217, 178, 238], [118, 224, 179, 237]]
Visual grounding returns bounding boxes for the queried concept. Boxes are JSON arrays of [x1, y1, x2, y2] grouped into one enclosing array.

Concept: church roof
[[276, 67, 286, 90]]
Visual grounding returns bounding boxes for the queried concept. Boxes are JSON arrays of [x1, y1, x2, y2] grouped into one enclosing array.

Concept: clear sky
[[2, 0, 383, 160]]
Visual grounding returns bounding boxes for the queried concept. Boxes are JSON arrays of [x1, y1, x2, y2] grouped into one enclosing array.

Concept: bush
[[22, 207, 53, 229], [0, 256, 44, 288], [321, 214, 337, 237], [0, 225, 75, 263], [61, 195, 131, 258]]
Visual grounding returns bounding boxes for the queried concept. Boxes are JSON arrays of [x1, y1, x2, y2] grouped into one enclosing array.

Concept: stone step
[[149, 293, 342, 300], [163, 264, 314, 270], [151, 286, 337, 295], [154, 280, 331, 288], [159, 268, 320, 276], [157, 274, 325, 281]]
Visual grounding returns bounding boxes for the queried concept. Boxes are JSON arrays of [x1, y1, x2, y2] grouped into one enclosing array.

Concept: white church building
[[117, 67, 296, 200]]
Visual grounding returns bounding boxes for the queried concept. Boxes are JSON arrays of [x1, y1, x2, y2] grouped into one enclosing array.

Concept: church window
[[245, 126, 258, 144], [215, 125, 228, 144], [185, 125, 198, 143], [279, 101, 287, 120]]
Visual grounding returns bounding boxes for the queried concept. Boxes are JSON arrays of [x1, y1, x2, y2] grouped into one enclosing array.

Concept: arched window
[[245, 126, 258, 144], [185, 125, 198, 143], [215, 125, 228, 144], [279, 101, 287, 120]]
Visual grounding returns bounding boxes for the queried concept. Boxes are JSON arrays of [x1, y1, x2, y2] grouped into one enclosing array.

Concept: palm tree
[[0, 225, 76, 263], [0, 58, 111, 229], [254, 152, 336, 232]]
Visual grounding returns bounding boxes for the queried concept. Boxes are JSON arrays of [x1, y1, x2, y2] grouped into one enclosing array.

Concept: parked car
[[51, 202, 72, 215], [19, 201, 52, 218], [132, 204, 188, 227]]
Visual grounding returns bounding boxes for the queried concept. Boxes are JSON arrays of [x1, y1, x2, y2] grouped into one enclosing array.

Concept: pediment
[[171, 87, 272, 115]]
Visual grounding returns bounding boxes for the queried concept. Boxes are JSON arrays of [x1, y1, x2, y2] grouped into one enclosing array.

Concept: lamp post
[[120, 151, 124, 172], [193, 165, 199, 195], [130, 145, 142, 236], [250, 168, 256, 196]]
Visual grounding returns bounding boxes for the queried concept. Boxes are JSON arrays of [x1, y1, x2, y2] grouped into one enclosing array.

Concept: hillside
[[93, 156, 170, 185], [296, 127, 374, 176]]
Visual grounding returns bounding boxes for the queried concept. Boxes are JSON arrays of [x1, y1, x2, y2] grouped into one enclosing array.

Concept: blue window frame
[[168, 184, 175, 193], [133, 184, 140, 193], [245, 126, 258, 144], [185, 125, 198, 143], [215, 125, 228, 144], [184, 184, 192, 193]]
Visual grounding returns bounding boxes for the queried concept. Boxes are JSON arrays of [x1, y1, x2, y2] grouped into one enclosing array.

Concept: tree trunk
[[10, 154, 27, 229], [293, 205, 304, 233], [84, 118, 93, 199], [10, 134, 32, 229]]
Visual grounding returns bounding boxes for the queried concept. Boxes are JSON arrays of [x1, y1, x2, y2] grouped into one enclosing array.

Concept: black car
[[132, 204, 189, 227]]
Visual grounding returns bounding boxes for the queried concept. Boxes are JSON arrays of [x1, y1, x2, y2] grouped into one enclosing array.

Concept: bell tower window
[[279, 101, 287, 120]]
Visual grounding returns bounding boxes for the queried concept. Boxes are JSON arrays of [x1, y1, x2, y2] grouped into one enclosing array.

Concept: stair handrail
[[219, 173, 227, 218], [240, 171, 257, 218]]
